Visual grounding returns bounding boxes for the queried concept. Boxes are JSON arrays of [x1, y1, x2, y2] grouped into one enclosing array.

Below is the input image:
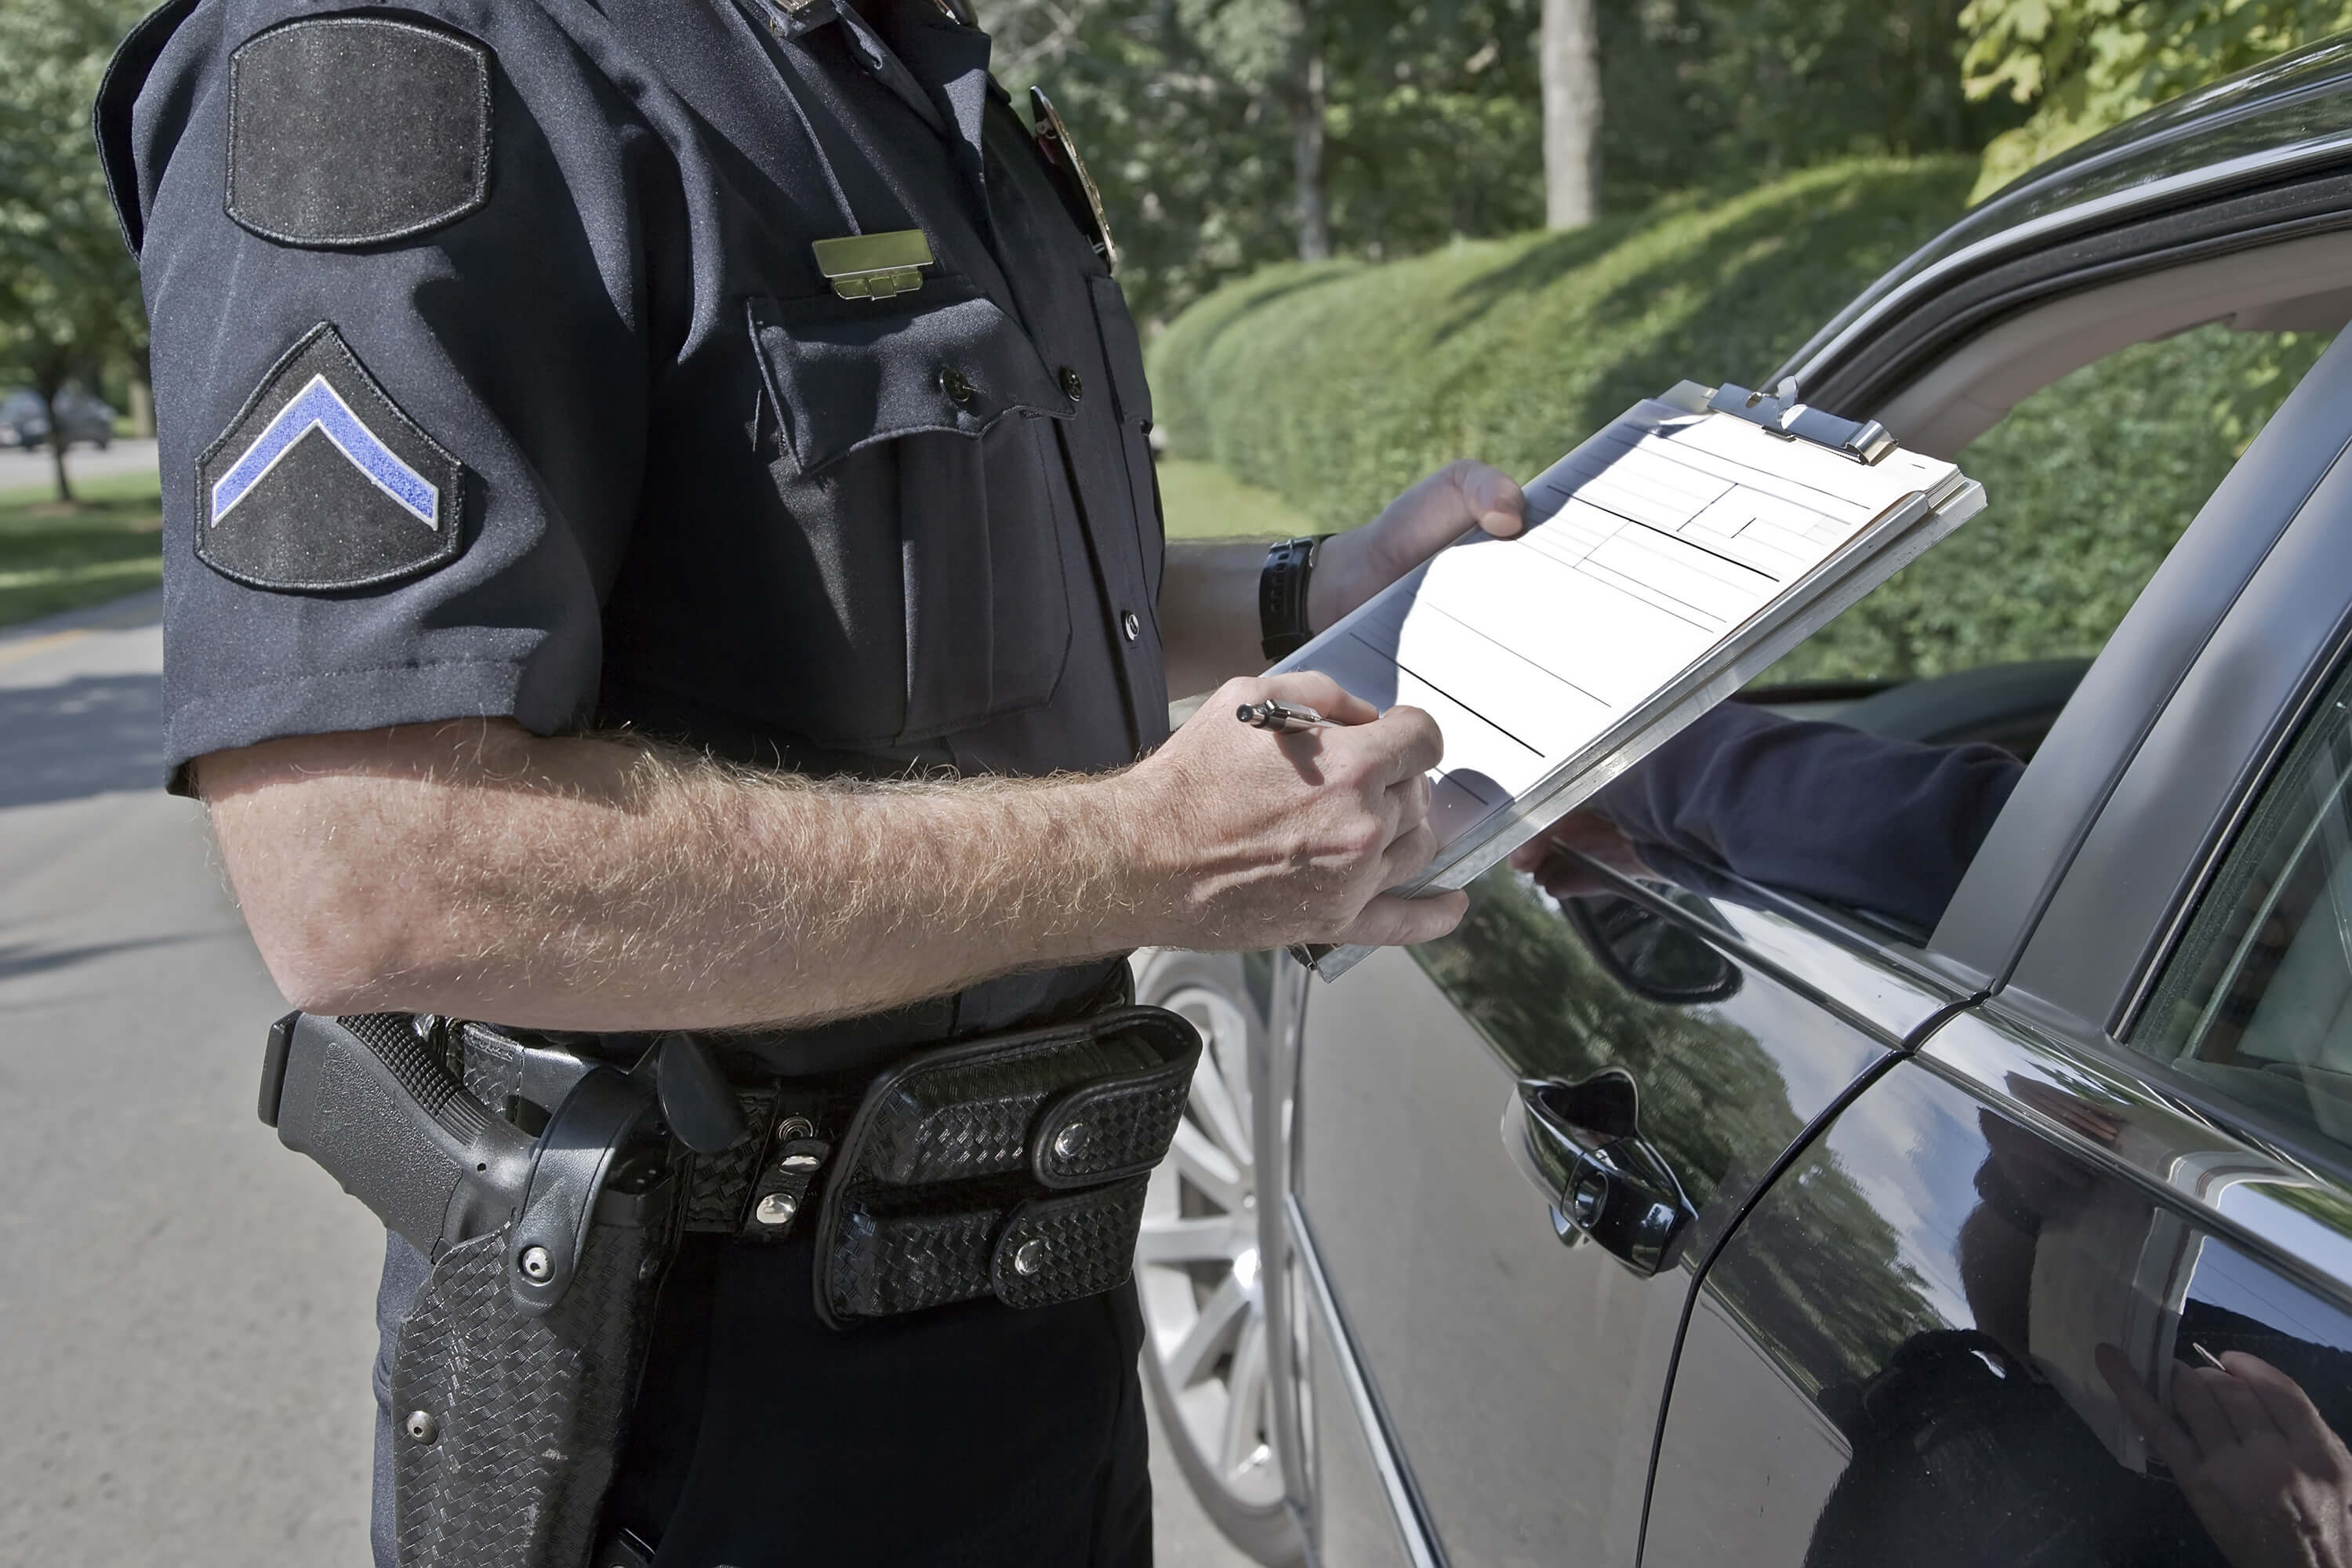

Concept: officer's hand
[[2100, 1344, 2352, 1568], [1308, 459, 1525, 632], [1120, 673, 1468, 951]]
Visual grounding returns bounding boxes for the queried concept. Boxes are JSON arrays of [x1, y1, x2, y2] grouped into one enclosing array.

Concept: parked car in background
[[0, 387, 116, 451], [1136, 34, 2352, 1567]]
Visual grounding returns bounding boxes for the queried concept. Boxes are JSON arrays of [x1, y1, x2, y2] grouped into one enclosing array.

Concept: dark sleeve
[[110, 0, 656, 782], [1592, 702, 2024, 932]]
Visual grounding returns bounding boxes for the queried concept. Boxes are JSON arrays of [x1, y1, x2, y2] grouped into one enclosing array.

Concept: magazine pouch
[[811, 1004, 1200, 1327]]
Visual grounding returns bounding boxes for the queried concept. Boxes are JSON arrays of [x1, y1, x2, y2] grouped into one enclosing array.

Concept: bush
[[1149, 158, 1976, 524], [1783, 322, 2329, 681], [1149, 157, 2330, 681]]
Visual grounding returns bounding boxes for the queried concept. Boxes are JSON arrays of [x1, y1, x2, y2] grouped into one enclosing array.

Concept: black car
[[1136, 34, 2352, 1568]]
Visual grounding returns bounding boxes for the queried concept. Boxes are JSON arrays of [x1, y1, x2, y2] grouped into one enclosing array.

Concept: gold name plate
[[812, 230, 935, 300]]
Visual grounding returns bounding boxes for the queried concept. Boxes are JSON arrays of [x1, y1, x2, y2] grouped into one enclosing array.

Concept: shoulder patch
[[226, 16, 492, 249], [196, 324, 466, 592]]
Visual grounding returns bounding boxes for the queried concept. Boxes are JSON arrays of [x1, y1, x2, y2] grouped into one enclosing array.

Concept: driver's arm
[[1515, 702, 2024, 931]]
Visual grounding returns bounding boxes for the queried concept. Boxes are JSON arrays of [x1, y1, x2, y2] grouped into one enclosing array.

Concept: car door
[[1279, 834, 1964, 1566], [1641, 327, 2352, 1564]]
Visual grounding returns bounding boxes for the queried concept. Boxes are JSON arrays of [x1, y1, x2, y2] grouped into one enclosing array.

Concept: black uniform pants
[[370, 1226, 1153, 1566]]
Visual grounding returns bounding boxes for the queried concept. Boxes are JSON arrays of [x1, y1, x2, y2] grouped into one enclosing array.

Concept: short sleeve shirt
[[100, 0, 1168, 789]]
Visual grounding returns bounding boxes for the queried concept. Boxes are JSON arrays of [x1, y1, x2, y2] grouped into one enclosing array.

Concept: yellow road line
[[0, 626, 94, 667]]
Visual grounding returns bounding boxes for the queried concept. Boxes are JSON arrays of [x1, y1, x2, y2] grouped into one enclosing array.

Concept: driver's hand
[[2100, 1344, 2352, 1568], [1307, 460, 1525, 632], [1507, 808, 1654, 901]]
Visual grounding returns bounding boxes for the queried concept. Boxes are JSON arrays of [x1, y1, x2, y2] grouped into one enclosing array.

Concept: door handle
[[1502, 1070, 1695, 1276]]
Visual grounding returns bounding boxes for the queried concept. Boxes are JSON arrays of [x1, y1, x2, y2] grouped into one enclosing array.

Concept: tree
[[1541, 0, 1600, 228], [0, 0, 149, 503], [1959, 0, 2352, 200], [979, 0, 1998, 321]]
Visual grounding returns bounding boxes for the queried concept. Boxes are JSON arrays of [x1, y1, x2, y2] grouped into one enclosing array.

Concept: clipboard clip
[[1709, 380, 1895, 465]]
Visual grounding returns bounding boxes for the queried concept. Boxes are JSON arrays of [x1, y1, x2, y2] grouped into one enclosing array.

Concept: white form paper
[[1272, 383, 1985, 978]]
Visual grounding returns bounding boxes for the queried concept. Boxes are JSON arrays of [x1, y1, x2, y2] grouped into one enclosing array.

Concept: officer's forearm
[[1157, 539, 1277, 698], [197, 720, 1165, 1030]]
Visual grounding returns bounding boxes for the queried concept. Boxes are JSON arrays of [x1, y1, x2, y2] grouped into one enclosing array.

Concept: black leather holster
[[259, 991, 1199, 1567]]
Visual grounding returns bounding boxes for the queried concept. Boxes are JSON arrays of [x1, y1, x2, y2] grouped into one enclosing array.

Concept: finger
[[1385, 770, 1432, 830], [1451, 459, 1526, 539], [1507, 833, 1555, 872], [2097, 1344, 2201, 1475], [1253, 671, 1380, 726], [1531, 856, 1619, 902], [2172, 1365, 2249, 1456], [1334, 889, 1468, 948], [2221, 1352, 2345, 1470], [1358, 703, 1443, 784], [2202, 1360, 2277, 1446], [1378, 820, 1439, 887]]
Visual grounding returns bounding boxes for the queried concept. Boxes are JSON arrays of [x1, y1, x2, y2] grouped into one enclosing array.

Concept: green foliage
[[1775, 321, 2331, 681], [982, 0, 2003, 320], [1150, 156, 2332, 682], [1958, 0, 2352, 200], [1599, 0, 2024, 210], [0, 0, 151, 499], [1149, 158, 1976, 524], [981, 0, 1548, 319]]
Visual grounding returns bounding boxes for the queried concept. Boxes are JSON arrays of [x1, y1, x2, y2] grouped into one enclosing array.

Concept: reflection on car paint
[[1289, 859, 1898, 1563], [1646, 1044, 2352, 1567]]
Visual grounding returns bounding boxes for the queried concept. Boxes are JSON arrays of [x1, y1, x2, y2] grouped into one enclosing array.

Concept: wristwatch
[[1259, 535, 1332, 660]]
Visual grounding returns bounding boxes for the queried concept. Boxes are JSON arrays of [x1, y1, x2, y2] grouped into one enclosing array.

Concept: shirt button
[[940, 366, 975, 406], [1121, 610, 1141, 642], [1059, 366, 1084, 401]]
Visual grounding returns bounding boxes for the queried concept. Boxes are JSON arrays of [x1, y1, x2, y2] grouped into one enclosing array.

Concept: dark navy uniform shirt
[[100, 0, 1168, 1040], [1595, 702, 2026, 933], [100, 0, 1164, 799]]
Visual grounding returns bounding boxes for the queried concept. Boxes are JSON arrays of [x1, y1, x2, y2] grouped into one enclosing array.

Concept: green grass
[[0, 470, 164, 628], [1156, 456, 1318, 539]]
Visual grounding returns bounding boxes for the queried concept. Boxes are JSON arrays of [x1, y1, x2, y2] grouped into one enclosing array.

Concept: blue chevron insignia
[[209, 374, 440, 529]]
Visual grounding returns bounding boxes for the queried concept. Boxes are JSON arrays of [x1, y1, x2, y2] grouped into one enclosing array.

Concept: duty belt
[[452, 998, 1200, 1327]]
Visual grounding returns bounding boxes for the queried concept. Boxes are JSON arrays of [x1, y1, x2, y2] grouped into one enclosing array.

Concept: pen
[[1237, 699, 1338, 733]]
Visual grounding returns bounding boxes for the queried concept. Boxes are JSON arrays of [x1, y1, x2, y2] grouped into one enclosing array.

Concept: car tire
[[1132, 949, 1305, 1566]]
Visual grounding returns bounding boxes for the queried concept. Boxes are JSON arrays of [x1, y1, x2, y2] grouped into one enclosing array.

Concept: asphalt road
[[0, 588, 1250, 1565]]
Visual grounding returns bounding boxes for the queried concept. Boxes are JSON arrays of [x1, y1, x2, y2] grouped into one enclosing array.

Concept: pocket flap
[[749, 281, 1075, 475]]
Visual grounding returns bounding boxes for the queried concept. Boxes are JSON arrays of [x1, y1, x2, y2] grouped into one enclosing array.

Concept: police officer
[[96, 0, 1525, 1559]]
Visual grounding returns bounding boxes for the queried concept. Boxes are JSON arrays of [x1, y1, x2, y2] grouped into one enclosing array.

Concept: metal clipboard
[[1279, 379, 1987, 980]]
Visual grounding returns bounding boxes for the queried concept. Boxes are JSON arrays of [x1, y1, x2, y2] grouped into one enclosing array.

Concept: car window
[[2134, 659, 2352, 1160], [1762, 323, 2332, 708]]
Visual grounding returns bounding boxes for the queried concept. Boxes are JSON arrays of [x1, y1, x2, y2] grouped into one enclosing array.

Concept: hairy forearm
[[201, 721, 1163, 1031]]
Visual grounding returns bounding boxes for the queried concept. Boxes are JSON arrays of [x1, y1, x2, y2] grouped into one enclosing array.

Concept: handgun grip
[[264, 1011, 534, 1257]]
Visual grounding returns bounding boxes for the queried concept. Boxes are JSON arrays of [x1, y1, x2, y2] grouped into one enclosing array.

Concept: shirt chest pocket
[[747, 282, 1080, 748]]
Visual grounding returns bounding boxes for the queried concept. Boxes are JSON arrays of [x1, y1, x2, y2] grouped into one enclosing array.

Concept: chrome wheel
[[1138, 978, 1284, 1510]]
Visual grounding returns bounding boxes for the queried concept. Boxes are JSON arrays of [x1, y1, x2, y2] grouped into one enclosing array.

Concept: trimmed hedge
[[1149, 156, 2330, 681]]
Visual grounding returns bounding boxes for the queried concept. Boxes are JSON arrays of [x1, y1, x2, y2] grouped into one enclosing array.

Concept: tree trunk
[[129, 343, 154, 438], [1288, 5, 1331, 262], [39, 390, 74, 505], [1541, 0, 1601, 229]]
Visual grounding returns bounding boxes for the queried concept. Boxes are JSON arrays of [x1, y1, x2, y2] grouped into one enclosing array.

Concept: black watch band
[[1259, 535, 1331, 661]]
